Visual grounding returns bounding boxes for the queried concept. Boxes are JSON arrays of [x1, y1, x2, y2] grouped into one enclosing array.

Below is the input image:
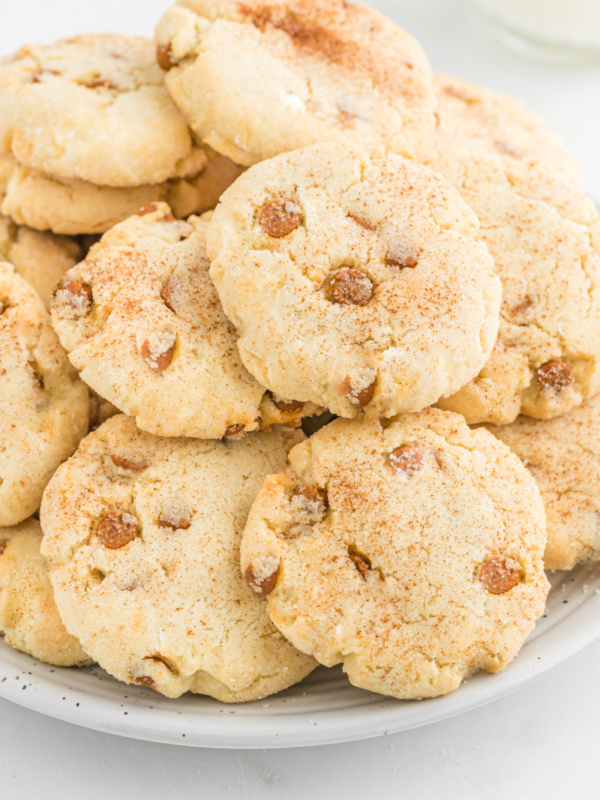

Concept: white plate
[[0, 565, 599, 748]]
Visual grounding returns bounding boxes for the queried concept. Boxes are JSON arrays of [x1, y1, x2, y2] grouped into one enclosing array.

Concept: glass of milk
[[475, 0, 600, 62]]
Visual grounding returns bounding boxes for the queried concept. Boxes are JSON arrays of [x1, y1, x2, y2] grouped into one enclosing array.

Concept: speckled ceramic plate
[[0, 565, 599, 748]]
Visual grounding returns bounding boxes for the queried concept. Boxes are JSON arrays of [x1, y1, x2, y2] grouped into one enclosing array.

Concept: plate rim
[[0, 577, 599, 749]]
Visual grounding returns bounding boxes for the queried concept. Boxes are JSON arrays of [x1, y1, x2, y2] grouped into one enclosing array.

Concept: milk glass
[[475, 0, 600, 62]]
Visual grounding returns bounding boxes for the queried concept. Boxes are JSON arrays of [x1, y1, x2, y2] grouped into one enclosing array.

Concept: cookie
[[51, 203, 319, 439], [485, 395, 600, 570], [431, 75, 582, 189], [155, 0, 436, 165], [0, 212, 80, 307], [40, 415, 316, 700], [208, 143, 501, 419], [0, 149, 243, 236], [240, 408, 549, 700], [0, 518, 89, 666], [0, 262, 89, 526], [0, 35, 202, 188], [430, 83, 600, 424]]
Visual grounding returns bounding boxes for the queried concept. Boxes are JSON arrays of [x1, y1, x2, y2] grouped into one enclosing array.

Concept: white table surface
[[1, 1, 600, 797]]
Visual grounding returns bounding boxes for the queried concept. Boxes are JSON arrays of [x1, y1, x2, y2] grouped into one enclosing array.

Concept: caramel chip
[[480, 556, 520, 594], [159, 508, 191, 530], [156, 42, 176, 71], [160, 278, 177, 313], [272, 397, 304, 413], [386, 244, 419, 270], [86, 76, 117, 89], [224, 424, 247, 439], [389, 445, 425, 478], [137, 203, 159, 217], [291, 486, 328, 522], [329, 267, 373, 306], [536, 361, 574, 394], [348, 548, 371, 580], [259, 200, 301, 238], [140, 332, 175, 371], [55, 278, 93, 318], [342, 376, 375, 407], [96, 511, 138, 549], [244, 564, 278, 595], [110, 453, 147, 472], [0, 540, 8, 556], [132, 675, 155, 688]]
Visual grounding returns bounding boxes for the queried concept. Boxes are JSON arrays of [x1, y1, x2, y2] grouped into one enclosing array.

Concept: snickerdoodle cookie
[[241, 408, 549, 699], [40, 415, 316, 700], [208, 143, 501, 419]]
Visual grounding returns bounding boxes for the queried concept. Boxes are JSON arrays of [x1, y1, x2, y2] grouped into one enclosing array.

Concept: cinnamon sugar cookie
[[432, 75, 581, 188], [430, 77, 600, 424], [208, 143, 501, 419], [155, 0, 436, 165], [486, 395, 600, 570], [0, 262, 88, 526], [0, 518, 89, 666], [241, 408, 549, 700], [0, 35, 199, 187], [0, 149, 243, 236], [51, 204, 319, 439], [40, 415, 316, 700]]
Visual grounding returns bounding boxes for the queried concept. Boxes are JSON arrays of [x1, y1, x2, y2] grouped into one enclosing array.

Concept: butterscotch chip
[[208, 144, 500, 420], [536, 361, 574, 394], [133, 675, 155, 688], [244, 564, 279, 595], [137, 203, 159, 216], [389, 445, 425, 477], [40, 415, 315, 700], [479, 556, 521, 594], [290, 486, 328, 523], [348, 549, 371, 580], [0, 540, 8, 555], [329, 267, 373, 306], [156, 43, 176, 71], [224, 424, 247, 439], [54, 277, 93, 318], [140, 332, 176, 371], [259, 200, 301, 238], [110, 453, 147, 471], [272, 397, 304, 413], [342, 376, 375, 408], [241, 410, 549, 700], [95, 510, 138, 549], [385, 245, 419, 269], [86, 76, 116, 89], [160, 277, 177, 312], [159, 505, 191, 530]]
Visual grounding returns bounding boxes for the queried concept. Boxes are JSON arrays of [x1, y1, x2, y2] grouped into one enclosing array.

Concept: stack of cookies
[[0, 0, 598, 704]]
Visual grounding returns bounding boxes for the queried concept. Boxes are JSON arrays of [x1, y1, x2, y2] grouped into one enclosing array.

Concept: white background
[[1, 0, 600, 797]]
